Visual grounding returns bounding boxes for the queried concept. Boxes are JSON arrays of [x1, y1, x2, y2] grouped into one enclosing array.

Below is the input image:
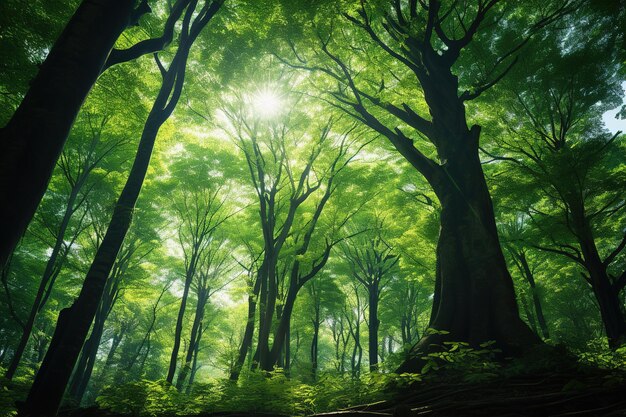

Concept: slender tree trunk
[[575, 219, 626, 348], [185, 325, 202, 394], [5, 186, 80, 380], [310, 313, 320, 380], [167, 262, 196, 384], [19, 14, 207, 410], [230, 277, 261, 381], [516, 251, 550, 340], [175, 290, 206, 389], [368, 285, 379, 372], [0, 0, 135, 268], [284, 324, 291, 373]]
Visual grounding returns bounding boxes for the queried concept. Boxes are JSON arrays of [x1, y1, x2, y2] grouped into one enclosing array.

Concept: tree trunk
[[284, 323, 291, 373], [517, 251, 550, 340], [185, 325, 202, 394], [19, 19, 202, 411], [167, 261, 196, 384], [66, 270, 119, 405], [368, 285, 379, 372], [5, 184, 80, 380], [175, 289, 207, 389], [229, 276, 261, 381], [0, 0, 135, 268], [65, 305, 106, 405], [310, 311, 320, 380], [576, 221, 626, 348], [398, 135, 540, 372]]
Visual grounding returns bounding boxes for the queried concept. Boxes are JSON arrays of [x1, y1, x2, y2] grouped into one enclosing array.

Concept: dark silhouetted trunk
[[176, 287, 208, 389], [6, 183, 84, 380], [310, 311, 320, 380], [66, 262, 121, 405], [19, 3, 222, 412], [0, 0, 136, 269], [513, 250, 550, 340], [395, 61, 539, 373], [368, 285, 379, 372], [167, 255, 196, 384], [574, 215, 626, 348], [229, 277, 261, 381]]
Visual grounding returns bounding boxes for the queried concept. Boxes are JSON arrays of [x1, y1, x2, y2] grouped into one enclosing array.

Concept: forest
[[0, 0, 625, 416]]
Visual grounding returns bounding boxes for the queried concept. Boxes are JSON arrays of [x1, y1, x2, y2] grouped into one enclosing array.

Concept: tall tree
[[281, 0, 575, 370], [0, 0, 194, 268], [489, 17, 626, 347], [166, 185, 230, 384], [19, 2, 223, 414], [340, 217, 399, 371], [5, 115, 123, 380]]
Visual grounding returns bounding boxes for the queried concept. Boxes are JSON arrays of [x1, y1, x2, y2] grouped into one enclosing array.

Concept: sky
[[602, 81, 626, 134]]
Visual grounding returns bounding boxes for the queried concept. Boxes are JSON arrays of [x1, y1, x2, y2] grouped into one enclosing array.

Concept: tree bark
[[17, 2, 221, 408], [398, 134, 539, 372], [574, 218, 626, 348], [229, 276, 261, 381], [5, 182, 83, 380], [0, 0, 135, 268], [368, 285, 379, 372]]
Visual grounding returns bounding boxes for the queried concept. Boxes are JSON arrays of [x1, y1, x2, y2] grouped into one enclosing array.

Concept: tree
[[280, 0, 576, 370], [19, 2, 223, 414], [340, 217, 399, 371], [489, 17, 626, 347], [166, 185, 231, 384], [5, 115, 124, 380], [223, 93, 367, 375], [0, 0, 195, 268]]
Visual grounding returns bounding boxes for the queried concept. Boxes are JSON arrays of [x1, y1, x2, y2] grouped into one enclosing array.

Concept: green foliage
[[97, 380, 184, 417], [577, 339, 626, 371], [0, 368, 31, 417], [420, 340, 502, 383], [94, 370, 425, 417]]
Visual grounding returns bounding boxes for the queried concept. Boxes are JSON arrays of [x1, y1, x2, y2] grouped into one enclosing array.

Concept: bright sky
[[602, 81, 626, 134]]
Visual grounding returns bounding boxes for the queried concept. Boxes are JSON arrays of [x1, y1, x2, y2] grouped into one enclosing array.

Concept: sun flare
[[252, 89, 282, 119]]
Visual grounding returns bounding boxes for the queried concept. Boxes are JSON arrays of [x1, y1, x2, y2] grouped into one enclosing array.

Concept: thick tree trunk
[[66, 271, 119, 405], [0, 0, 135, 268], [66, 305, 106, 405], [398, 135, 540, 372]]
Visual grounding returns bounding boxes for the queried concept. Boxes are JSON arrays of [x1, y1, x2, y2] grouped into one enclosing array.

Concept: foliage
[[420, 338, 502, 383]]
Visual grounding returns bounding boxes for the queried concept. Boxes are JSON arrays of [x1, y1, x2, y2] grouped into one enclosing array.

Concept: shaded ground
[[55, 370, 626, 417]]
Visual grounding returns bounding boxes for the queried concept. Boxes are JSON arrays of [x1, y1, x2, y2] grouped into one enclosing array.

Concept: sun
[[252, 88, 283, 119]]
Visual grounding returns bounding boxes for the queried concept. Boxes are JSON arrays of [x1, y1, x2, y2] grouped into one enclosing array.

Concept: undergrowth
[[3, 338, 626, 417]]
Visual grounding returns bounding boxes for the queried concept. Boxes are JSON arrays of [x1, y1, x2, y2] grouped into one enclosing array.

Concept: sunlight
[[252, 88, 283, 119]]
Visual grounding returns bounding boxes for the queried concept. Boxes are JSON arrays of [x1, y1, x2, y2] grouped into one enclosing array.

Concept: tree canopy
[[0, 1, 625, 416]]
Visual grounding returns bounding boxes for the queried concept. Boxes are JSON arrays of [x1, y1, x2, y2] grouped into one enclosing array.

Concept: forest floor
[[55, 368, 626, 417]]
